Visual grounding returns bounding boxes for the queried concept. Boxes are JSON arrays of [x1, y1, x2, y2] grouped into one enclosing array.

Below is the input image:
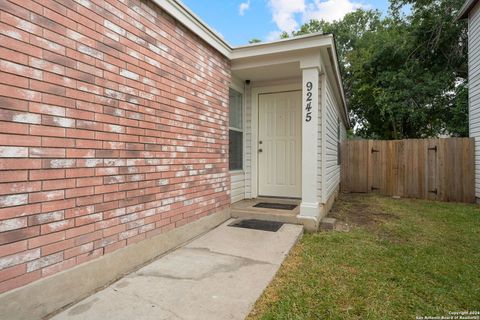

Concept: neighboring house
[[458, 0, 480, 203], [0, 0, 347, 317]]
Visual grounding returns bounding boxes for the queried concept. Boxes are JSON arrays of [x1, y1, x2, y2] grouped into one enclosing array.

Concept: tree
[[249, 38, 262, 44], [277, 1, 468, 139]]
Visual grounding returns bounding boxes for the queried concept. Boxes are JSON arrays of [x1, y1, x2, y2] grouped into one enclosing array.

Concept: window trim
[[228, 87, 245, 172], [228, 127, 243, 133]]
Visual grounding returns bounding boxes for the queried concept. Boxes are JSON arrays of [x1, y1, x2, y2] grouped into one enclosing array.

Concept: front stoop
[[230, 198, 303, 225]]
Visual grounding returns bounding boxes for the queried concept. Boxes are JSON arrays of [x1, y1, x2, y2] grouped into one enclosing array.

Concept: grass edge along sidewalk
[[247, 194, 480, 320]]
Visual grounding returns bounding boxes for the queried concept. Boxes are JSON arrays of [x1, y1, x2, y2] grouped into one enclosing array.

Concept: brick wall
[[0, 0, 231, 294]]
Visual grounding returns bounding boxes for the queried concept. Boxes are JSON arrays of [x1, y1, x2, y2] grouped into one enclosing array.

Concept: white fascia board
[[231, 33, 333, 60], [152, 0, 232, 57], [327, 43, 350, 128], [457, 0, 479, 20], [231, 52, 304, 71]]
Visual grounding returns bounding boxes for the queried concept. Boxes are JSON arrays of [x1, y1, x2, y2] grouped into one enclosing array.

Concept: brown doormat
[[253, 203, 297, 210], [228, 219, 284, 232]]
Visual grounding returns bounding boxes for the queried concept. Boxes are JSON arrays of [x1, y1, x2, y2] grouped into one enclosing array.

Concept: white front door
[[258, 91, 302, 198]]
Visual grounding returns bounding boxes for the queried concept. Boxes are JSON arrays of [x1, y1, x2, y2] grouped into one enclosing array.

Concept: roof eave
[[152, 1, 349, 125], [456, 0, 479, 20], [329, 36, 350, 128], [230, 32, 333, 60], [152, 0, 232, 57]]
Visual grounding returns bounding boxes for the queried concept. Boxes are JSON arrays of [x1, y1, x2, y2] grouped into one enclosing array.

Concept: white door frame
[[251, 83, 302, 198]]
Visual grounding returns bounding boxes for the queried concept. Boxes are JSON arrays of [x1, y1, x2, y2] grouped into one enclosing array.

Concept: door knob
[[258, 149, 263, 153]]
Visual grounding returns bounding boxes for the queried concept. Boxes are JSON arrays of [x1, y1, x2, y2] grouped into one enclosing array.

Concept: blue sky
[[181, 0, 390, 46]]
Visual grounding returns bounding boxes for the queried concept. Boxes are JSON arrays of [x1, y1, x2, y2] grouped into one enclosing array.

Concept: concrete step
[[230, 208, 302, 225]]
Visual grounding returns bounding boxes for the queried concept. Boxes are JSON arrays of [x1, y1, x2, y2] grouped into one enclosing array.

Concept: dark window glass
[[229, 88, 243, 171], [229, 89, 243, 130], [229, 130, 243, 170]]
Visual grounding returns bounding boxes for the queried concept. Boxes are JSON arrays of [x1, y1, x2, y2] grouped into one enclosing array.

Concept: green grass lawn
[[248, 194, 480, 320]]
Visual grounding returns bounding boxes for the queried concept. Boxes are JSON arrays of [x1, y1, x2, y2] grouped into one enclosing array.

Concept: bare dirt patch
[[329, 193, 398, 230]]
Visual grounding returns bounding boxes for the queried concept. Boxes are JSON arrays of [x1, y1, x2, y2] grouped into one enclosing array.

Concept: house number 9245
[[305, 81, 313, 122]]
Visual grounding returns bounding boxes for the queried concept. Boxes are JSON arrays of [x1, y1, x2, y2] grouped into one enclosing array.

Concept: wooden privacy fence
[[341, 138, 475, 203]]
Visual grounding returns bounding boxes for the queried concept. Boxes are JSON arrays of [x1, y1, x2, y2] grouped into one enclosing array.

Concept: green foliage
[[277, 0, 469, 139], [279, 31, 289, 39], [249, 38, 262, 44], [443, 82, 469, 137]]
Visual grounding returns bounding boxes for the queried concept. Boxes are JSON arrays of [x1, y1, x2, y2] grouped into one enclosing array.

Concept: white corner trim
[[299, 67, 320, 218], [230, 75, 245, 94], [300, 53, 322, 71], [298, 202, 320, 218], [152, 0, 231, 57]]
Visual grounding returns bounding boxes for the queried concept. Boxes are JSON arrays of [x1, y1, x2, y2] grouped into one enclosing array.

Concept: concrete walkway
[[50, 219, 303, 320]]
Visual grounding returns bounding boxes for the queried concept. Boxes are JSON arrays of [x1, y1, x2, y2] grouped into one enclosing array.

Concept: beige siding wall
[[340, 118, 347, 149], [230, 172, 245, 203], [323, 77, 346, 202], [317, 75, 323, 202], [470, 1, 480, 199]]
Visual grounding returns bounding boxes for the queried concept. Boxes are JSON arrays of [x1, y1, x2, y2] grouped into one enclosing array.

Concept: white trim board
[[228, 79, 247, 202], [231, 34, 332, 60]]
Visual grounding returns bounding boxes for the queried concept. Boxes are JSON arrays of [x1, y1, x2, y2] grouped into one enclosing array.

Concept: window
[[229, 88, 243, 171], [337, 118, 342, 165]]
